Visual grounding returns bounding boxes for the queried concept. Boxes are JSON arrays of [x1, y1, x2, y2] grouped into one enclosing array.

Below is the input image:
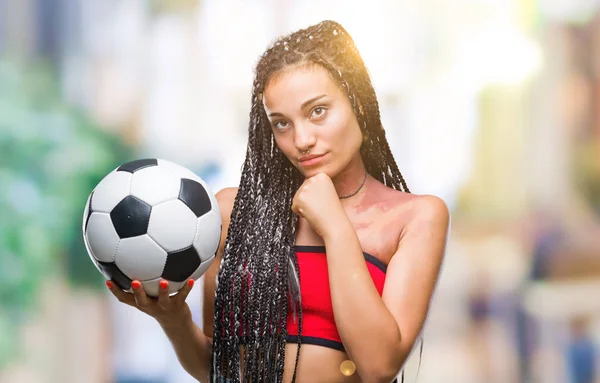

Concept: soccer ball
[[82, 158, 222, 297]]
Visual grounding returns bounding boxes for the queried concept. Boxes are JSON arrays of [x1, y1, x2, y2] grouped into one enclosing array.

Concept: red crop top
[[229, 246, 404, 382], [286, 245, 388, 352]]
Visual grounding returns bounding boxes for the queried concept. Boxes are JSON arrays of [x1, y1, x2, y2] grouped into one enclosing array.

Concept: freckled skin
[[296, 177, 416, 266]]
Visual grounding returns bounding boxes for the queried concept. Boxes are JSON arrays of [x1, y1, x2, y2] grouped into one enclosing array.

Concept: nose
[[294, 123, 316, 153]]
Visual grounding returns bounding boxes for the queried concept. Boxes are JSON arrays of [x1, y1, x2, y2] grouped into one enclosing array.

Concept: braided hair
[[210, 20, 410, 382]]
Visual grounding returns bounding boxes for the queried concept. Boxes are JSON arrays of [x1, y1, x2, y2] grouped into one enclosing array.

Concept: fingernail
[[187, 279, 194, 287], [106, 280, 113, 289], [131, 280, 141, 290], [159, 280, 169, 289]]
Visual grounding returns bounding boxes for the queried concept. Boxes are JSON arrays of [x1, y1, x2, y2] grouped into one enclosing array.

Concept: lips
[[298, 153, 324, 162], [298, 153, 327, 166]]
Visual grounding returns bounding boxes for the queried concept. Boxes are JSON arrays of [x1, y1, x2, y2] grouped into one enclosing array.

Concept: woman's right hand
[[106, 278, 195, 327]]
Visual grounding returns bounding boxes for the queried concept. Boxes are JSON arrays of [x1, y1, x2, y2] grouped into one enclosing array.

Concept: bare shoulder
[[387, 192, 449, 264], [409, 194, 450, 225], [383, 187, 450, 232], [399, 194, 450, 254], [215, 187, 238, 220]]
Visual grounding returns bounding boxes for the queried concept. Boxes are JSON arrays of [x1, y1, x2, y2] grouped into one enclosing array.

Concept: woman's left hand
[[291, 172, 348, 238]]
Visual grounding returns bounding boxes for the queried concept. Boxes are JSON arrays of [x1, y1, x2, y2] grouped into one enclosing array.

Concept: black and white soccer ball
[[82, 158, 222, 297]]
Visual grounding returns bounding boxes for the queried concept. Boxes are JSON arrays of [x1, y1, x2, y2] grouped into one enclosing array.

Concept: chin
[[299, 166, 335, 179], [299, 169, 316, 178]]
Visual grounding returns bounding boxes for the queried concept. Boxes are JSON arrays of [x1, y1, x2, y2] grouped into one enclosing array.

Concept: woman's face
[[263, 64, 363, 179]]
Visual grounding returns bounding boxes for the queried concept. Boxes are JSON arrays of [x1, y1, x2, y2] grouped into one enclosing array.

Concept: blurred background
[[1, 0, 600, 382]]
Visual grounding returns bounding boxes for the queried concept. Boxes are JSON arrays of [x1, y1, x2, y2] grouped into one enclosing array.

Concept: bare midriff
[[233, 344, 363, 383]]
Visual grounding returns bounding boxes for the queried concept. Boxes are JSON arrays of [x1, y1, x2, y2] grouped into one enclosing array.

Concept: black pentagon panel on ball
[[117, 158, 158, 173], [110, 195, 152, 238], [84, 191, 94, 232], [179, 178, 211, 217], [162, 246, 201, 282], [97, 261, 133, 290]]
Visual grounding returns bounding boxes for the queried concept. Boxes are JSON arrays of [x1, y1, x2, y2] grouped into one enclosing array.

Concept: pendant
[[340, 360, 356, 376]]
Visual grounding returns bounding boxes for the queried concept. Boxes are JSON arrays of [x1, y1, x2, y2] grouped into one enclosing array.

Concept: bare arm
[[160, 312, 213, 382], [107, 278, 213, 382], [161, 187, 237, 381], [325, 195, 449, 382], [202, 187, 238, 337], [106, 187, 238, 383]]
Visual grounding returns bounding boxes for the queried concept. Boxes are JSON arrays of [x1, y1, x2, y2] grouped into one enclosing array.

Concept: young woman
[[107, 20, 449, 383]]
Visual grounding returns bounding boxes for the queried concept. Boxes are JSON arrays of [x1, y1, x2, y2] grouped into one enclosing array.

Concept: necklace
[[339, 171, 367, 199]]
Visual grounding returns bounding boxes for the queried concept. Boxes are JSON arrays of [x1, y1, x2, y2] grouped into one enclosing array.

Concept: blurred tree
[[0, 58, 132, 368]]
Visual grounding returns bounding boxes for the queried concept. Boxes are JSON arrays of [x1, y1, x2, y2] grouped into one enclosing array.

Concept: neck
[[332, 155, 368, 200]]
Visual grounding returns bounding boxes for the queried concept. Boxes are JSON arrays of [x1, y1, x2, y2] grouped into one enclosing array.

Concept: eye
[[310, 106, 327, 119], [273, 120, 289, 130]]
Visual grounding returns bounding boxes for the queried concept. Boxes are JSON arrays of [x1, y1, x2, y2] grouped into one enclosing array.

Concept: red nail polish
[[131, 281, 141, 290], [187, 279, 194, 287], [106, 281, 113, 289], [159, 280, 169, 289]]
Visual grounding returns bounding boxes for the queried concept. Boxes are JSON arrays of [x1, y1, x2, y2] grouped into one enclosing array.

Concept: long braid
[[211, 20, 411, 382], [211, 91, 263, 377]]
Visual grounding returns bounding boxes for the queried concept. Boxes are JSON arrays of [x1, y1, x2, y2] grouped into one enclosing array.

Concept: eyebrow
[[268, 94, 327, 117]]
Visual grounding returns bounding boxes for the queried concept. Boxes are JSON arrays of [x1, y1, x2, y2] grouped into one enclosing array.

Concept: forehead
[[263, 65, 342, 110]]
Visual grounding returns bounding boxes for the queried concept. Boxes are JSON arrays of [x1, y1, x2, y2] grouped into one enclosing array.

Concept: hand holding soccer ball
[[82, 158, 222, 299]]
